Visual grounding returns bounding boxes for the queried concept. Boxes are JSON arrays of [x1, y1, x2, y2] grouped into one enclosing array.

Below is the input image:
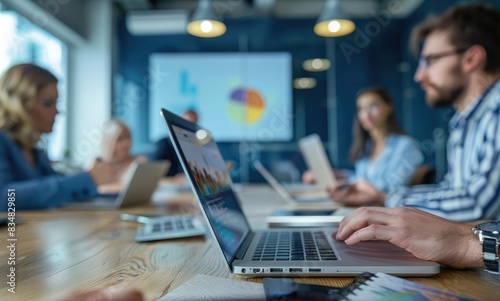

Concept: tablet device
[[298, 134, 337, 190]]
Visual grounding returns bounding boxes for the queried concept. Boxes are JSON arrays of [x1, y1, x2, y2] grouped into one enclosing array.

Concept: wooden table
[[1, 185, 499, 301]]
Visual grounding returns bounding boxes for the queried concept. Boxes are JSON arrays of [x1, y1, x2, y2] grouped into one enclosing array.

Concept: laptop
[[298, 134, 337, 190], [253, 161, 352, 227], [62, 161, 170, 209], [160, 108, 439, 277], [254, 161, 335, 207]]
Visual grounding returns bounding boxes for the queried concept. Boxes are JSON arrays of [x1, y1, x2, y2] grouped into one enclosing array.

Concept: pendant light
[[187, 0, 226, 38]]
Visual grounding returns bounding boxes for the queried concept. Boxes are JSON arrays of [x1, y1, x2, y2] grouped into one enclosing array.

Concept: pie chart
[[228, 88, 265, 124]]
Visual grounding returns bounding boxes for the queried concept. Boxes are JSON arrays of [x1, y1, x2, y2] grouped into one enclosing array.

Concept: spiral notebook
[[264, 272, 477, 301], [337, 272, 476, 301]]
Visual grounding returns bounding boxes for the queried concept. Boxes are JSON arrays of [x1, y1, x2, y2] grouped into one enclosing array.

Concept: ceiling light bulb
[[299, 78, 309, 88], [294, 77, 317, 89], [328, 20, 341, 33], [312, 59, 323, 69], [200, 20, 213, 33]]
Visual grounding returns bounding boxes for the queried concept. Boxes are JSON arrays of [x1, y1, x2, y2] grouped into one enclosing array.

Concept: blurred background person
[[88, 119, 147, 193], [152, 109, 198, 182], [0, 63, 120, 211], [303, 86, 424, 192]]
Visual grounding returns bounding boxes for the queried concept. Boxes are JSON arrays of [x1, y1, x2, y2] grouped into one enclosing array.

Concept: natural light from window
[[0, 4, 67, 160]]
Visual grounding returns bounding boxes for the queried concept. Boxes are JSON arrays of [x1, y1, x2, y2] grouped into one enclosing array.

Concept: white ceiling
[[113, 0, 424, 19]]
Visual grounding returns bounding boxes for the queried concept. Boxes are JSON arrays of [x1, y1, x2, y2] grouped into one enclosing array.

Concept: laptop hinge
[[234, 231, 254, 260]]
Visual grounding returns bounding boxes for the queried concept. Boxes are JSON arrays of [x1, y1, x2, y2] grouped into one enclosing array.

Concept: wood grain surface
[[1, 185, 498, 301]]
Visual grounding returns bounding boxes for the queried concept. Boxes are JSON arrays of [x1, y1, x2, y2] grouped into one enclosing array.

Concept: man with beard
[[330, 3, 500, 222]]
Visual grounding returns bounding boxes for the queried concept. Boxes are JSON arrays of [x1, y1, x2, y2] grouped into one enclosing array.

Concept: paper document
[[158, 274, 265, 301]]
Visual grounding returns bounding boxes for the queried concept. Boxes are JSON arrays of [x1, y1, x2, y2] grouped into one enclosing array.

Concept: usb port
[[270, 268, 283, 272], [252, 268, 261, 273], [289, 268, 303, 272], [309, 268, 321, 272]]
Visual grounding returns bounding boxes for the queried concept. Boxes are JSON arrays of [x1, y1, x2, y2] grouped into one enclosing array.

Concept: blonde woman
[[88, 119, 147, 192], [0, 63, 121, 211]]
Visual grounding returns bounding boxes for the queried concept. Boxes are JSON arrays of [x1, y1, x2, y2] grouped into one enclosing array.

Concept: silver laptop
[[62, 161, 170, 209], [254, 161, 335, 207], [254, 161, 350, 227], [298, 134, 337, 190], [160, 108, 439, 277]]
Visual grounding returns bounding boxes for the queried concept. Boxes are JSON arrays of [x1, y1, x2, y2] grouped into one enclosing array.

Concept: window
[[0, 3, 68, 160]]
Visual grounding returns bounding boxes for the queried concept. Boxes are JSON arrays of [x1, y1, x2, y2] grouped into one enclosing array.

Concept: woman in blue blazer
[[0, 64, 119, 211]]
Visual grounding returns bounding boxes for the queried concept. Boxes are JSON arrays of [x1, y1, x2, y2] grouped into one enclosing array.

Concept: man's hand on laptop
[[328, 180, 385, 206], [334, 207, 483, 269]]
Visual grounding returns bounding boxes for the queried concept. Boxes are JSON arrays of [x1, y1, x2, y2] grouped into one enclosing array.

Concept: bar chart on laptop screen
[[149, 52, 293, 142], [173, 125, 249, 261]]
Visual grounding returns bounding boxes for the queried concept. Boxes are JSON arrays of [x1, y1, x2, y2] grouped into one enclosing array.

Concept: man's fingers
[[336, 207, 393, 240], [344, 224, 399, 245]]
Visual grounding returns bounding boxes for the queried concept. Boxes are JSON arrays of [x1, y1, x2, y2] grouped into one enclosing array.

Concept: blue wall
[[114, 0, 499, 183]]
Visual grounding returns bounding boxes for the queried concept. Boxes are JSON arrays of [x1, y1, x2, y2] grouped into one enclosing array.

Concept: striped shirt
[[386, 81, 500, 221]]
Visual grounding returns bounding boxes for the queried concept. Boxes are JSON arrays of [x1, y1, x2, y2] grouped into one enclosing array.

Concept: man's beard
[[427, 66, 465, 108], [425, 83, 465, 108]]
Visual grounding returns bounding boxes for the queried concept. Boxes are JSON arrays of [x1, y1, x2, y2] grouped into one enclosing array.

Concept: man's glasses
[[418, 48, 468, 69]]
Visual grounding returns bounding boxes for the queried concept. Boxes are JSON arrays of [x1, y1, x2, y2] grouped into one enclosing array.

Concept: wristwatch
[[472, 221, 500, 275]]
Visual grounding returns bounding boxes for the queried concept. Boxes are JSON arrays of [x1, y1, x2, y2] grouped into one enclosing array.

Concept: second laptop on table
[[61, 161, 170, 209]]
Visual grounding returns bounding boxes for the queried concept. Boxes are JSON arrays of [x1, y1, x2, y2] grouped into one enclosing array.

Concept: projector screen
[[149, 52, 292, 142]]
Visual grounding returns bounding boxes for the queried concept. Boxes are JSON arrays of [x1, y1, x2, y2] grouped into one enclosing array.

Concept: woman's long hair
[[349, 87, 403, 163], [0, 64, 58, 148]]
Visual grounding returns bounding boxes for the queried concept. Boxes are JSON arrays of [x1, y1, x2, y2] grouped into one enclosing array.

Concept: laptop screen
[[169, 123, 251, 264]]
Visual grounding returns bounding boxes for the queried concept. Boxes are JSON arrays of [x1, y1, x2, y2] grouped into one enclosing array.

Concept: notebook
[[158, 274, 266, 301], [336, 272, 476, 301], [298, 134, 337, 190], [264, 272, 476, 301], [62, 161, 170, 209], [160, 108, 439, 277]]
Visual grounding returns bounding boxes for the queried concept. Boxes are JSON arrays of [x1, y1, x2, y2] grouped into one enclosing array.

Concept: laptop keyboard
[[252, 231, 337, 261], [135, 215, 205, 242], [151, 217, 195, 232]]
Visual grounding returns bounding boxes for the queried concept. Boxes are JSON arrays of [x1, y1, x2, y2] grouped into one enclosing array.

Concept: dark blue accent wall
[[115, 0, 499, 183]]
